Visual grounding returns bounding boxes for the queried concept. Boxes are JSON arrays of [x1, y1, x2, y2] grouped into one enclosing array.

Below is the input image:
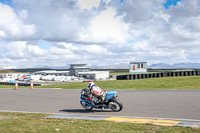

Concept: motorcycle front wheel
[[109, 98, 123, 112], [80, 101, 93, 110]]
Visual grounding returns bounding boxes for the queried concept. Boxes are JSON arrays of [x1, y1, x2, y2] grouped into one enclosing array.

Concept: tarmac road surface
[[0, 88, 200, 120]]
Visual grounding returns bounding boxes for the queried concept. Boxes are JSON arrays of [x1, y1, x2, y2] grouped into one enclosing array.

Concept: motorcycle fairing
[[80, 99, 94, 106], [106, 91, 117, 101]]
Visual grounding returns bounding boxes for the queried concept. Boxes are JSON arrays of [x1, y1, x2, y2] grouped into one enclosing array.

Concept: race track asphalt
[[0, 88, 200, 120]]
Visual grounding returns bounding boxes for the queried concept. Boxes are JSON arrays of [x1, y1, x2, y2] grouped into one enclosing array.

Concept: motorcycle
[[80, 89, 123, 112]]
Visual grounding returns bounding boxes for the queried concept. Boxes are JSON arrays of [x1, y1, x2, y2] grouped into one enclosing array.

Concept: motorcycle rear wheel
[[80, 101, 93, 110], [109, 98, 123, 112]]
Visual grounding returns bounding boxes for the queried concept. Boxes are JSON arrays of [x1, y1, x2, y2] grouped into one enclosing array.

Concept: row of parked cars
[[0, 74, 85, 83]]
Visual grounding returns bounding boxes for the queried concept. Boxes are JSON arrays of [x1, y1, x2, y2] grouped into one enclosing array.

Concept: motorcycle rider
[[87, 82, 106, 104]]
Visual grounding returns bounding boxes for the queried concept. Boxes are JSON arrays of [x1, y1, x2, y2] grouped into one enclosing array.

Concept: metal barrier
[[0, 82, 41, 86], [116, 71, 200, 80]]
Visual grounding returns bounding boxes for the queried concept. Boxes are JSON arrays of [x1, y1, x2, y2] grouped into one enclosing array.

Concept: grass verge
[[0, 112, 199, 133], [0, 85, 29, 88]]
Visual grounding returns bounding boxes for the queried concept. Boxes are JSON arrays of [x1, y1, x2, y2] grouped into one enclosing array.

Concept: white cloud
[[0, 41, 48, 59], [81, 44, 109, 54], [17, 9, 28, 21], [56, 42, 79, 50], [0, 3, 36, 40], [11, 0, 93, 42], [116, 0, 166, 23], [167, 0, 200, 17], [1, 0, 200, 69], [79, 7, 129, 44], [78, 0, 101, 10], [49, 47, 73, 55]]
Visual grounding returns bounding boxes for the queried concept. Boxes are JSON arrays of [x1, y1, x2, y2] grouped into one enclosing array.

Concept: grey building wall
[[69, 64, 90, 76]]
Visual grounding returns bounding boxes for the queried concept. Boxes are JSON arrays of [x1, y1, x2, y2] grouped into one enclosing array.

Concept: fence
[[116, 70, 200, 80], [0, 82, 41, 86]]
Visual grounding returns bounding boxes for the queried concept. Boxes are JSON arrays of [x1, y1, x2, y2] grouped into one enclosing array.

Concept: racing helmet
[[88, 82, 95, 89]]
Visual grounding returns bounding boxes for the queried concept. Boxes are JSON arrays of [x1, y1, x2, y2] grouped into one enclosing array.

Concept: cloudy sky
[[0, 0, 200, 69]]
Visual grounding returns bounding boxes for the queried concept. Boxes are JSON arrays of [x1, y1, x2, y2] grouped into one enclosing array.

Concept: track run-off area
[[0, 88, 200, 127]]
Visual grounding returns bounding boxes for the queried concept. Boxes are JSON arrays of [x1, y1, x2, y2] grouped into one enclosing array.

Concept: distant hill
[[0, 70, 18, 73], [149, 63, 200, 69], [91, 62, 200, 69], [91, 63, 129, 69]]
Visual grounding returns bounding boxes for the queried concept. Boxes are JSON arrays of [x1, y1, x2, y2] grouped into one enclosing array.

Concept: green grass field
[[38, 76, 200, 89], [0, 112, 199, 133]]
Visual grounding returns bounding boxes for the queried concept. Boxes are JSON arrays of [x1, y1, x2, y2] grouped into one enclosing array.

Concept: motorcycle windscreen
[[106, 91, 117, 101]]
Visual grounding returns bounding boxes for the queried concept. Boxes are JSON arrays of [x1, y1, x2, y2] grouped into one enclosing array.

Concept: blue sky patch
[[163, 0, 181, 9], [0, 0, 12, 6], [128, 40, 135, 44], [38, 40, 51, 50]]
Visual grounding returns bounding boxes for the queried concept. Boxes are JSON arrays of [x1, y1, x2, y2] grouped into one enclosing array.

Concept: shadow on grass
[[59, 109, 113, 113]]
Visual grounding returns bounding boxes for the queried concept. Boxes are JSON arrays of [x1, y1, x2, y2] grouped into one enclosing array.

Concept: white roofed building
[[78, 71, 109, 80], [32, 64, 110, 80]]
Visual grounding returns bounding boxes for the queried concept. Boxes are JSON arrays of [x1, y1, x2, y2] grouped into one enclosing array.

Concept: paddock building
[[33, 64, 109, 80]]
